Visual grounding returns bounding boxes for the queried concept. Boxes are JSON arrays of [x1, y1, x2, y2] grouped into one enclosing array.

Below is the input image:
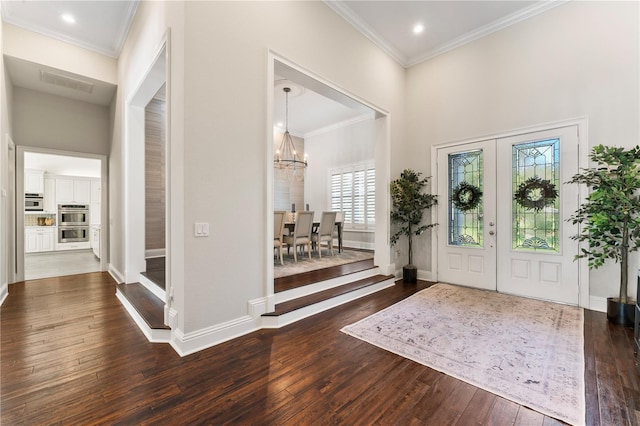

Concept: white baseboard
[[145, 248, 165, 258], [115, 289, 171, 343], [393, 268, 434, 282], [589, 296, 607, 313], [342, 240, 375, 250], [0, 284, 8, 306], [138, 273, 165, 301], [169, 297, 269, 357], [108, 264, 124, 283], [170, 315, 262, 357]]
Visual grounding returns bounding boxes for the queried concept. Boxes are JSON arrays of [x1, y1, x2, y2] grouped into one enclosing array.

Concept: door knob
[[489, 230, 495, 235]]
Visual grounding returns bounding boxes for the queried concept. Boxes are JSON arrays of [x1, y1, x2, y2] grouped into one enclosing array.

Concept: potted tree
[[390, 169, 437, 283], [567, 144, 640, 326]]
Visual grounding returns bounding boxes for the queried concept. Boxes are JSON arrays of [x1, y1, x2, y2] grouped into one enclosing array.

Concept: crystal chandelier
[[274, 87, 307, 181]]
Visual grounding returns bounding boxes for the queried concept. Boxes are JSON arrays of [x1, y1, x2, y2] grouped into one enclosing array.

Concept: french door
[[436, 126, 580, 305]]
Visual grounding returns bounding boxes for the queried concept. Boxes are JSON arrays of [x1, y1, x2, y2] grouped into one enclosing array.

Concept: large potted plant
[[567, 144, 640, 326], [390, 169, 437, 283]]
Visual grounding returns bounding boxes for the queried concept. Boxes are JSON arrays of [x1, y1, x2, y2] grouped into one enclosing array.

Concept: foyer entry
[[435, 126, 580, 305]]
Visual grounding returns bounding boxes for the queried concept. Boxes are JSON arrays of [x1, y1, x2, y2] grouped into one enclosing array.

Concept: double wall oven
[[58, 204, 90, 243]]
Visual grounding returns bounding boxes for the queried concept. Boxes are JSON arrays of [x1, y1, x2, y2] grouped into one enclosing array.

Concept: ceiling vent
[[39, 70, 94, 94]]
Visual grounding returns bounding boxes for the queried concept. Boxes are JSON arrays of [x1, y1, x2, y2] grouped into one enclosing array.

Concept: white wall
[[305, 117, 375, 247], [0, 7, 11, 303], [405, 1, 640, 299], [13, 87, 110, 154], [178, 1, 403, 339], [100, 0, 403, 353]]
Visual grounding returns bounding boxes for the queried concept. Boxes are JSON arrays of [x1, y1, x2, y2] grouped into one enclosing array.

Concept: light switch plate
[[194, 222, 209, 237]]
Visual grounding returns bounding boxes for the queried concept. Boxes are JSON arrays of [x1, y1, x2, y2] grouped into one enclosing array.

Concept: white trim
[[341, 240, 374, 250], [115, 289, 171, 343], [266, 50, 392, 323], [393, 268, 434, 283], [1, 1, 139, 58], [262, 277, 395, 329], [325, 0, 567, 69], [589, 296, 607, 313], [108, 264, 124, 283], [0, 286, 8, 306], [406, 1, 568, 67], [431, 117, 590, 308], [275, 268, 381, 304], [138, 273, 166, 301], [170, 315, 262, 357], [303, 115, 371, 139], [323, 1, 406, 66], [248, 297, 269, 318], [145, 248, 166, 258]]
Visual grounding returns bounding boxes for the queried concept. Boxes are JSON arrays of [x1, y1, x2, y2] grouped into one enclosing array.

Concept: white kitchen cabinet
[[43, 177, 56, 213], [91, 226, 100, 259], [91, 179, 101, 204], [25, 169, 44, 194], [56, 178, 91, 204], [25, 227, 56, 253]]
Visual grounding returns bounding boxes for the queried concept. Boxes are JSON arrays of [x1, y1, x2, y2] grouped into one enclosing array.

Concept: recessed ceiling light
[[413, 24, 424, 34], [61, 13, 76, 24]]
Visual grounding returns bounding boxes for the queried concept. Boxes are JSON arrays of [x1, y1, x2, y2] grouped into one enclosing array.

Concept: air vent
[[39, 70, 94, 94]]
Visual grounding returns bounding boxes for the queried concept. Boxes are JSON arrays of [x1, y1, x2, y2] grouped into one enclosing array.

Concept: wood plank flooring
[[1, 272, 638, 424]]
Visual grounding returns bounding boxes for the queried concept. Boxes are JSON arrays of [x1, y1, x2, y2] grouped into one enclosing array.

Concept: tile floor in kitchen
[[24, 250, 100, 280]]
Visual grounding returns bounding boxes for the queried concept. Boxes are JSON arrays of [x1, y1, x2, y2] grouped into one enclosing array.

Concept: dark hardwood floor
[[1, 272, 638, 424]]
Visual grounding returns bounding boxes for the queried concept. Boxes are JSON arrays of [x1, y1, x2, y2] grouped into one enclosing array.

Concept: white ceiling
[[0, 1, 563, 133], [326, 1, 565, 67], [0, 0, 139, 58], [25, 152, 101, 178]]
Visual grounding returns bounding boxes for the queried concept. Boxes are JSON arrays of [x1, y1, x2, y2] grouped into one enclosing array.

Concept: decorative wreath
[[451, 181, 483, 212], [514, 176, 558, 212]]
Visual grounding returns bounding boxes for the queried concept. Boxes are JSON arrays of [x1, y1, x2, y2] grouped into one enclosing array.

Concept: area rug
[[274, 248, 373, 278], [341, 283, 585, 425]]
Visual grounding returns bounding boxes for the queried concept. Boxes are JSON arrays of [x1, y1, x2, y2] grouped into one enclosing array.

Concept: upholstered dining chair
[[273, 211, 286, 265], [283, 211, 314, 262], [312, 211, 337, 258]]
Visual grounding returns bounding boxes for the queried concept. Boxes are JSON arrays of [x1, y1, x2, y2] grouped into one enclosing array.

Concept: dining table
[[284, 221, 343, 253]]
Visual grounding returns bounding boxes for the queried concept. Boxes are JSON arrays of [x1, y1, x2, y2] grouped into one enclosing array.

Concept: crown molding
[[323, 0, 407, 67], [325, 0, 568, 69], [407, 0, 569, 67], [304, 115, 371, 139]]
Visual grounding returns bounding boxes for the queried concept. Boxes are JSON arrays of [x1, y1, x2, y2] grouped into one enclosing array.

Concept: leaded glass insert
[[512, 139, 560, 251], [448, 150, 483, 247]]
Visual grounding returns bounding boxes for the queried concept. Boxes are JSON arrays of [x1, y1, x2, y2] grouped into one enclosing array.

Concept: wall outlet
[[194, 222, 209, 237]]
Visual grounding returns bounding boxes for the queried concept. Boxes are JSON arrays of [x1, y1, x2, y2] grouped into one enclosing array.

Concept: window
[[330, 161, 375, 230]]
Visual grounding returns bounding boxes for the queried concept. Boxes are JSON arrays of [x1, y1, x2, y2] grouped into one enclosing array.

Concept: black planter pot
[[606, 297, 636, 327], [403, 265, 417, 283]]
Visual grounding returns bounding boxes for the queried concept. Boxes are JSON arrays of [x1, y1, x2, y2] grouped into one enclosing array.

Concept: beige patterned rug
[[274, 248, 373, 278], [341, 283, 585, 425]]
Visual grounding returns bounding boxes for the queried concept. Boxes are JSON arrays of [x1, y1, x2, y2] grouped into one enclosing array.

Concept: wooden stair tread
[[274, 258, 375, 293], [263, 274, 394, 317], [117, 283, 169, 330]]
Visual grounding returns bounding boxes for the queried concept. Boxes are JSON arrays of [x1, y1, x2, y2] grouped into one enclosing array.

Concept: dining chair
[[312, 211, 337, 258], [273, 210, 286, 265], [283, 211, 314, 262]]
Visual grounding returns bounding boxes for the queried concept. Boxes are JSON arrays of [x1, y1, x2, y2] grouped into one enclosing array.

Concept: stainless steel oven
[[58, 226, 89, 243], [25, 193, 44, 211], [58, 204, 90, 226]]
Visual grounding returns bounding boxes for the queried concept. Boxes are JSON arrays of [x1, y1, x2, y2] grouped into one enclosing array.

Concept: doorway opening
[[266, 54, 393, 312], [16, 147, 108, 282]]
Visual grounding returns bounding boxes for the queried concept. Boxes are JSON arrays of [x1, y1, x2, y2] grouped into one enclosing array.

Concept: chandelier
[[274, 87, 307, 181]]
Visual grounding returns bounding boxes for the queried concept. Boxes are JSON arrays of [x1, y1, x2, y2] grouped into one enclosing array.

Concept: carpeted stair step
[[262, 274, 395, 327], [116, 283, 170, 330]]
